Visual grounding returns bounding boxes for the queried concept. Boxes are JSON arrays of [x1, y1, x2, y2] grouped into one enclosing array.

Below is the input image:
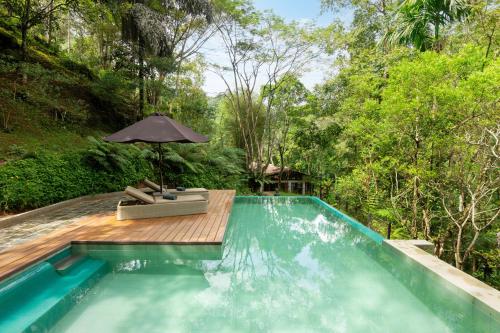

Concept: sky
[[253, 0, 350, 26], [201, 0, 353, 96]]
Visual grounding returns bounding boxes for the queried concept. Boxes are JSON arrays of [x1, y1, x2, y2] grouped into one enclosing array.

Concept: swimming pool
[[1, 196, 498, 332]]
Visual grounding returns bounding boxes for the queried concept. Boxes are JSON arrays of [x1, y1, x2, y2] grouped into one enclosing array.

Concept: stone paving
[[0, 193, 126, 252]]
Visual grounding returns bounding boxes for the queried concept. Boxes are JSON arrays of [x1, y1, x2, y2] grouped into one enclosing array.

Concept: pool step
[[0, 257, 107, 333], [53, 254, 85, 274]]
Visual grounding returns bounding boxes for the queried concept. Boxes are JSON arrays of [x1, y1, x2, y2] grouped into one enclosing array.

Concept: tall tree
[[213, 5, 318, 185], [3, 0, 77, 58], [118, 0, 212, 119], [384, 0, 471, 51], [262, 74, 308, 191]]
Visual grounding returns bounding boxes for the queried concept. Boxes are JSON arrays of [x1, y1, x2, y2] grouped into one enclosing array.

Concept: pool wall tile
[[0, 257, 107, 333], [73, 244, 222, 262]]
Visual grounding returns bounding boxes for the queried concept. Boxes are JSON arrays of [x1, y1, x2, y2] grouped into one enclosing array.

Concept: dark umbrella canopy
[[104, 113, 209, 143], [104, 113, 208, 194]]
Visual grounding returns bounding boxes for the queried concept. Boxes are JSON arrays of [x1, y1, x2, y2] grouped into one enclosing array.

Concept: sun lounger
[[116, 186, 208, 220], [142, 179, 209, 200]]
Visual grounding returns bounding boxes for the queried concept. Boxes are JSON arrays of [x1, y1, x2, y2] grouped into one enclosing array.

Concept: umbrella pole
[[158, 143, 164, 194]]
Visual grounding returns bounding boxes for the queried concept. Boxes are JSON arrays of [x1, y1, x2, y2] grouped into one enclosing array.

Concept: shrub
[[0, 139, 250, 212], [0, 148, 153, 212], [89, 70, 135, 127], [157, 145, 248, 191], [175, 166, 248, 191], [60, 57, 96, 80]]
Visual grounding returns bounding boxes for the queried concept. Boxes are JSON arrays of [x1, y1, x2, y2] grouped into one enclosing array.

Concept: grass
[[0, 27, 119, 160], [0, 81, 106, 160]]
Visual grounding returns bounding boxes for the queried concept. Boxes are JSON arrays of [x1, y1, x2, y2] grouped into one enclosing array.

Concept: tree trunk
[[67, 12, 71, 51], [482, 24, 495, 71], [433, 20, 441, 52], [277, 145, 285, 193], [434, 238, 444, 257], [21, 25, 28, 60], [412, 123, 421, 238], [20, 0, 31, 60], [138, 36, 145, 119], [422, 208, 431, 240], [455, 226, 463, 270], [411, 177, 419, 238], [47, 0, 54, 44]]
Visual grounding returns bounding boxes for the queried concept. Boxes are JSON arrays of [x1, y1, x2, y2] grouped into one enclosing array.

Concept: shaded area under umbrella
[[104, 113, 209, 193]]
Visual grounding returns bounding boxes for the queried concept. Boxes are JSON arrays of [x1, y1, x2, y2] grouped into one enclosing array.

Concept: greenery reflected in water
[[52, 198, 491, 333]]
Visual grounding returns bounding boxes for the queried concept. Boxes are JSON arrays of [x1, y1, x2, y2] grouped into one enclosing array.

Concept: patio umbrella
[[104, 112, 209, 193]]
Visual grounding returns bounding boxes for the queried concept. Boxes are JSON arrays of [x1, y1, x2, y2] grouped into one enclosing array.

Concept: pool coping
[[385, 239, 500, 317]]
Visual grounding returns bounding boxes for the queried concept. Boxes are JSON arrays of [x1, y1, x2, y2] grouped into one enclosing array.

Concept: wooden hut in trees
[[250, 163, 311, 195]]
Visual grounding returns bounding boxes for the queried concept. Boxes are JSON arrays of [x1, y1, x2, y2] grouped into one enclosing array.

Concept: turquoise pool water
[[1, 197, 497, 332]]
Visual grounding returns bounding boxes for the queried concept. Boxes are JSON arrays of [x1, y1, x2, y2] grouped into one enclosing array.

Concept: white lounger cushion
[[169, 188, 209, 200], [116, 198, 208, 220], [154, 194, 206, 203], [142, 179, 209, 200], [119, 186, 208, 220], [144, 179, 163, 192], [125, 186, 156, 204], [125, 186, 205, 204]]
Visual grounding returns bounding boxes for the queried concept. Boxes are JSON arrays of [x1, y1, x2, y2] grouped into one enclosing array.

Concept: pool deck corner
[[0, 190, 235, 282]]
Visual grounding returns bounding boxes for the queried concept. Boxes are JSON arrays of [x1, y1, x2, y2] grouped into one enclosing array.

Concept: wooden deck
[[0, 190, 235, 282]]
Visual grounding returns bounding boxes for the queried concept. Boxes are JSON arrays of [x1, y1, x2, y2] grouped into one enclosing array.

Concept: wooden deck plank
[[176, 214, 205, 242], [172, 214, 204, 242], [0, 190, 235, 281], [188, 213, 212, 242], [215, 212, 231, 242], [156, 215, 190, 241], [168, 214, 200, 241], [156, 215, 190, 239], [198, 214, 218, 242]]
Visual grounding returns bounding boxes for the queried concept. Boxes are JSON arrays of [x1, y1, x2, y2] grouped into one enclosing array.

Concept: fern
[[84, 136, 138, 172]]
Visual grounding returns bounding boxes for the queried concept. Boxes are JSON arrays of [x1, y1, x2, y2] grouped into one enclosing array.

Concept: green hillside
[[0, 25, 131, 160]]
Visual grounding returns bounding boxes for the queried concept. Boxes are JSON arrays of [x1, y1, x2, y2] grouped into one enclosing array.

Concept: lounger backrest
[[125, 186, 155, 204], [144, 179, 162, 192]]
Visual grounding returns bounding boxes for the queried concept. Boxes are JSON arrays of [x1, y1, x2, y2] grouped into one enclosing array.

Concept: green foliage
[[384, 0, 471, 51], [59, 57, 96, 80], [5, 144, 27, 158], [150, 143, 248, 190], [472, 249, 500, 289], [0, 134, 248, 212], [218, 93, 265, 152], [84, 136, 146, 172], [170, 84, 216, 136], [0, 147, 153, 211], [89, 69, 135, 126]]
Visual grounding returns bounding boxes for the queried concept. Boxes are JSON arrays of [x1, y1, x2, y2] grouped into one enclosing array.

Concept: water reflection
[[52, 197, 457, 333], [189, 197, 450, 332]]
